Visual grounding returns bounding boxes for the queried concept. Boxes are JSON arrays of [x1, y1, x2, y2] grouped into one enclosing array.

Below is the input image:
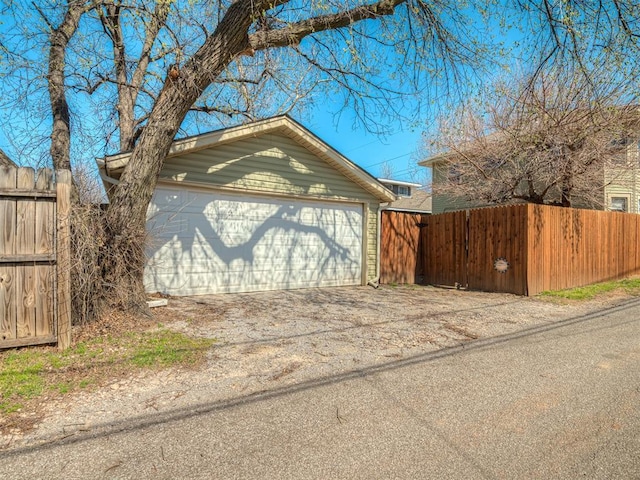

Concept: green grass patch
[[0, 328, 215, 415], [0, 354, 46, 415], [540, 278, 640, 301], [119, 330, 214, 368]]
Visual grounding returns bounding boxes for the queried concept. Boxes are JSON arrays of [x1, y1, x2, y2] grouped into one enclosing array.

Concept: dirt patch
[[1, 285, 624, 450]]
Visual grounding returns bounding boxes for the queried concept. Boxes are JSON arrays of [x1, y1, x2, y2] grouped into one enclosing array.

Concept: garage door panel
[[145, 187, 363, 295], [148, 238, 361, 266]]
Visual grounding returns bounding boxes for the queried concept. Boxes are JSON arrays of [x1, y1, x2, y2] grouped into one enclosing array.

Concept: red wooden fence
[[379, 211, 426, 284], [380, 204, 640, 295]]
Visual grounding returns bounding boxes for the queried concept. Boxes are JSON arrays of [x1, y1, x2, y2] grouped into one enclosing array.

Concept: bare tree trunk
[[47, 5, 85, 172], [100, 2, 172, 151], [102, 92, 191, 309], [102, 3, 254, 310], [561, 154, 573, 207]]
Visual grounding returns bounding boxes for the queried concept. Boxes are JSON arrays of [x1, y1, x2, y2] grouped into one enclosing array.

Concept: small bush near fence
[[70, 202, 107, 324], [70, 206, 149, 325], [70, 170, 148, 326]]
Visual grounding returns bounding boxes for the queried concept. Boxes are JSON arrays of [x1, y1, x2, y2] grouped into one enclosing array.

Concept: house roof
[[99, 115, 396, 203], [421, 133, 519, 167], [0, 148, 17, 167], [383, 189, 432, 213], [378, 178, 422, 188], [419, 154, 448, 167], [419, 132, 504, 167]]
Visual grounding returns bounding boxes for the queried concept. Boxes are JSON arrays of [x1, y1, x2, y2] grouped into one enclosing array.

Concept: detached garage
[[98, 116, 395, 296]]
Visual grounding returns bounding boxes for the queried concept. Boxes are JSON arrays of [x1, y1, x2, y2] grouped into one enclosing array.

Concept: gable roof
[[0, 148, 17, 167], [419, 153, 449, 167], [100, 116, 395, 203], [382, 189, 432, 213], [419, 132, 504, 167]]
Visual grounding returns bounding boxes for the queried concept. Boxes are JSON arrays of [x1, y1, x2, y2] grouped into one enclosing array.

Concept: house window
[[610, 197, 628, 212], [397, 185, 410, 196]]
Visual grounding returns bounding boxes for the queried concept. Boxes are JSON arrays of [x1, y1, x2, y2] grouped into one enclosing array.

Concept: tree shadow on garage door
[[145, 198, 363, 295], [144, 139, 375, 294]]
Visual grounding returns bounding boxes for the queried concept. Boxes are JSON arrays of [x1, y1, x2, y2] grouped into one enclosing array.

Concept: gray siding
[[431, 164, 477, 214]]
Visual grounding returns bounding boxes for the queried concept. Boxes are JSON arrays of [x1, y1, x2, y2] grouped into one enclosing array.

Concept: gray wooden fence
[[0, 166, 71, 349]]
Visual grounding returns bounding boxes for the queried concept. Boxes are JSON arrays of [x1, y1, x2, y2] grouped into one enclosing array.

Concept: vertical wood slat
[[35, 169, 55, 336], [381, 211, 396, 283], [15, 168, 36, 338], [525, 206, 640, 295], [56, 169, 72, 350], [421, 210, 467, 288], [466, 205, 527, 295], [413, 204, 640, 297], [526, 205, 537, 296], [0, 166, 17, 341]]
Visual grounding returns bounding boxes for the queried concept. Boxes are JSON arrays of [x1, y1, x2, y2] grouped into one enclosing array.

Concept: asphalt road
[[1, 298, 639, 479]]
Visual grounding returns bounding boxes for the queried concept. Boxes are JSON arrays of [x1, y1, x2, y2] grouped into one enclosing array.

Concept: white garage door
[[145, 186, 363, 295]]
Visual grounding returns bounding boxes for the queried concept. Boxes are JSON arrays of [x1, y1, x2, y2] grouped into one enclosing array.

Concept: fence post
[[56, 170, 72, 350]]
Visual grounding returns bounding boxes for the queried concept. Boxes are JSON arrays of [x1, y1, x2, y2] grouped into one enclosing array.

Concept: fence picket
[[0, 167, 16, 341], [379, 211, 425, 284], [15, 168, 36, 338]]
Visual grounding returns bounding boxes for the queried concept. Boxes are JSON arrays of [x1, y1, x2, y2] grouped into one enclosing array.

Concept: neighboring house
[[418, 155, 491, 214], [605, 141, 640, 213], [420, 142, 640, 215], [97, 116, 395, 296], [378, 178, 432, 214], [0, 148, 17, 168]]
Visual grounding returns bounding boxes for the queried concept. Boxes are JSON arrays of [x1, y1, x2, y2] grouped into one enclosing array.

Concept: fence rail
[[381, 204, 640, 295], [0, 166, 71, 349]]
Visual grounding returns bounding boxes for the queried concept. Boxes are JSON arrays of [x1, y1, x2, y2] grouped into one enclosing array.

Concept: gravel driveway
[[159, 285, 596, 386], [3, 285, 612, 449]]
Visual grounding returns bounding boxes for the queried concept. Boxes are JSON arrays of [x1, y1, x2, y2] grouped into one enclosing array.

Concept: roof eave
[[99, 115, 395, 203], [381, 206, 432, 213], [377, 178, 423, 188], [418, 153, 449, 166]]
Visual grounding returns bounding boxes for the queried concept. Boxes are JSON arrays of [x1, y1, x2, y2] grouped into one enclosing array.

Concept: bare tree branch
[[48, 1, 94, 171], [429, 66, 640, 209], [248, 0, 405, 52]]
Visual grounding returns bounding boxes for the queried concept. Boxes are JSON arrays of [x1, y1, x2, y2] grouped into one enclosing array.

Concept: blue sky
[[0, 2, 526, 188], [306, 108, 426, 184]]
